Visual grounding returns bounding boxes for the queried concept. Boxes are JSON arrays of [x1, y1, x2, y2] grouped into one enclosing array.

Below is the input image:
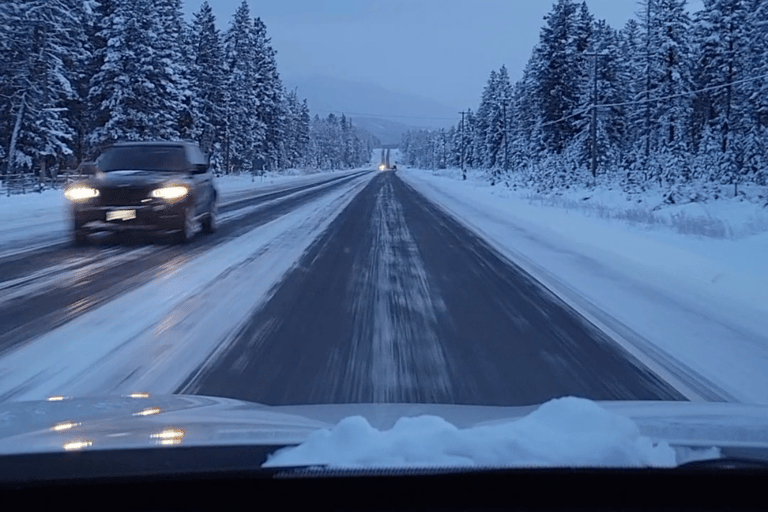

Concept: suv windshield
[[98, 146, 189, 172]]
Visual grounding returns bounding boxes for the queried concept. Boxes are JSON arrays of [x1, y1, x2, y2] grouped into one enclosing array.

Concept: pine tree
[[532, 0, 584, 154], [2, 0, 86, 175], [190, 1, 226, 163], [252, 17, 284, 170], [66, 1, 97, 166], [296, 99, 311, 167], [485, 65, 512, 183], [472, 69, 496, 168], [89, 0, 180, 149], [152, 0, 191, 141], [572, 20, 626, 175], [693, 0, 749, 156], [0, 1, 27, 170], [642, 0, 693, 162], [223, 1, 261, 171]]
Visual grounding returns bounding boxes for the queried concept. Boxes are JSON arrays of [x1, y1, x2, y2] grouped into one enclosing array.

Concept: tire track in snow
[[345, 179, 452, 402]]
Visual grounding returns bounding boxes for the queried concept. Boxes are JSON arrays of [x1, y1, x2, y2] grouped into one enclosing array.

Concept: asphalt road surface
[[182, 171, 684, 406]]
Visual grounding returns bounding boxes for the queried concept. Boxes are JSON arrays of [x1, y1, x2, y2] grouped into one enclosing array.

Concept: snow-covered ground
[[0, 170, 360, 258], [400, 167, 768, 404], [0, 172, 373, 401]]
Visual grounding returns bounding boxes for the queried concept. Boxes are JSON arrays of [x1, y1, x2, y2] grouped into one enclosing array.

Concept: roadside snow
[[263, 396, 677, 468], [214, 169, 363, 195], [400, 168, 768, 404]]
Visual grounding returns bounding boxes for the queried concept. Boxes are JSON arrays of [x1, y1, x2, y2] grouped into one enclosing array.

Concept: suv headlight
[[65, 185, 100, 202], [151, 186, 188, 201]]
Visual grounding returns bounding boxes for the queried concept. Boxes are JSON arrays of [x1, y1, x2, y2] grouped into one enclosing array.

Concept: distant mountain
[[285, 75, 457, 144], [346, 117, 418, 146]]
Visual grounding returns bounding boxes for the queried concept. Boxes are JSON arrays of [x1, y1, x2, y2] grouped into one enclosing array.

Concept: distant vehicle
[[64, 141, 218, 245]]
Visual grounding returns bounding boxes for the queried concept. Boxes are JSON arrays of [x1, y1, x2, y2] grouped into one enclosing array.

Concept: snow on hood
[[263, 397, 678, 468]]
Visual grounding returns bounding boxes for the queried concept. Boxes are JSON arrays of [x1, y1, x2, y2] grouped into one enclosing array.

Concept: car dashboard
[[1, 445, 766, 512]]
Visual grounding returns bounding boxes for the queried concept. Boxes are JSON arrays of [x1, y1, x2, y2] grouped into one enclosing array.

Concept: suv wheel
[[74, 229, 89, 246], [175, 207, 195, 244], [73, 219, 88, 246], [202, 200, 217, 234]]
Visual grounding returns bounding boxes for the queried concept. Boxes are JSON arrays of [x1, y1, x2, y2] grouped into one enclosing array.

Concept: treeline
[[0, 0, 374, 176], [402, 0, 768, 194], [307, 113, 378, 171]]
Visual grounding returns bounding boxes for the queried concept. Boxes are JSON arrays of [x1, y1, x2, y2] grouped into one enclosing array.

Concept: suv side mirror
[[191, 164, 208, 175]]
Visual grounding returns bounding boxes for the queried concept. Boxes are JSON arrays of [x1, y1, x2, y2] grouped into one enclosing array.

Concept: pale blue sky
[[184, 1, 704, 111]]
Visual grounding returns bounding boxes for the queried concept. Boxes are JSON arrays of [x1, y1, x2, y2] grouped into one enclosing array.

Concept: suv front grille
[[98, 187, 152, 206]]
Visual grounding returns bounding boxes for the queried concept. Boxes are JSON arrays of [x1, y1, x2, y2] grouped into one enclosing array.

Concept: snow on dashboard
[[263, 397, 677, 468]]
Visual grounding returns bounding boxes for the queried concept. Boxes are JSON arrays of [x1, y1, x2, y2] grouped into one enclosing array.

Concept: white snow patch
[[263, 396, 677, 468]]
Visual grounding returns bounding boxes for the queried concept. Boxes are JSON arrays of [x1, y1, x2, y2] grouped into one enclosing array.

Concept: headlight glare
[[65, 185, 100, 202], [151, 186, 188, 201]]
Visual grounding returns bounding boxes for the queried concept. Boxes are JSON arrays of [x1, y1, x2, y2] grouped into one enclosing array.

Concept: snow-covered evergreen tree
[[223, 1, 262, 171], [153, 0, 192, 140], [252, 16, 284, 171], [642, 0, 693, 167], [471, 69, 496, 168], [190, 1, 226, 164], [89, 0, 183, 149], [532, 0, 584, 154], [485, 65, 512, 183], [2, 0, 87, 174]]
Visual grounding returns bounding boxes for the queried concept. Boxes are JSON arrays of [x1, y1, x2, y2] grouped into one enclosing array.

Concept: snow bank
[[213, 169, 331, 194], [400, 168, 768, 404], [263, 397, 677, 468]]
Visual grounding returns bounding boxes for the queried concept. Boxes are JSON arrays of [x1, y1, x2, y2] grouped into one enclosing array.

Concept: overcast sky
[[183, 0, 704, 113]]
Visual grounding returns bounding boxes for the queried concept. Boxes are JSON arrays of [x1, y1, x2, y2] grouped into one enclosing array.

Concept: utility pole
[[585, 52, 607, 180], [502, 99, 509, 175], [459, 110, 469, 180]]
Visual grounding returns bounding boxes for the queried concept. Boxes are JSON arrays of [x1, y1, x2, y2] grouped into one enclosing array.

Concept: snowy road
[[186, 171, 682, 405], [0, 170, 684, 405]]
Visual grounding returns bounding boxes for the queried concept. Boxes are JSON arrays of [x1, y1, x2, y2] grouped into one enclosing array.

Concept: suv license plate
[[106, 210, 136, 221]]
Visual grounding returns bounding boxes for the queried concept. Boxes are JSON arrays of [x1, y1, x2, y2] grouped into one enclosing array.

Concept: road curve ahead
[[187, 171, 684, 406]]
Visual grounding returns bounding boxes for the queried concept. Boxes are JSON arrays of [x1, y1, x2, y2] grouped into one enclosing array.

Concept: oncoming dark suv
[[65, 141, 218, 245]]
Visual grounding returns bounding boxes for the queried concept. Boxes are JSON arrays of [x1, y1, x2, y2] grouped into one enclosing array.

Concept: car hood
[[0, 395, 767, 456], [83, 170, 190, 188]]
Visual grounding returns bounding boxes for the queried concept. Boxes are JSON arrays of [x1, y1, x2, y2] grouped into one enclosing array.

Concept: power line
[[538, 107, 590, 128], [312, 109, 457, 121], [532, 71, 768, 129], [594, 71, 768, 110]]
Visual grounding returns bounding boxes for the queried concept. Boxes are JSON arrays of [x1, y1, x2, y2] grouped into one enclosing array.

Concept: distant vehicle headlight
[[65, 185, 100, 202], [379, 165, 386, 171], [151, 186, 188, 201]]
